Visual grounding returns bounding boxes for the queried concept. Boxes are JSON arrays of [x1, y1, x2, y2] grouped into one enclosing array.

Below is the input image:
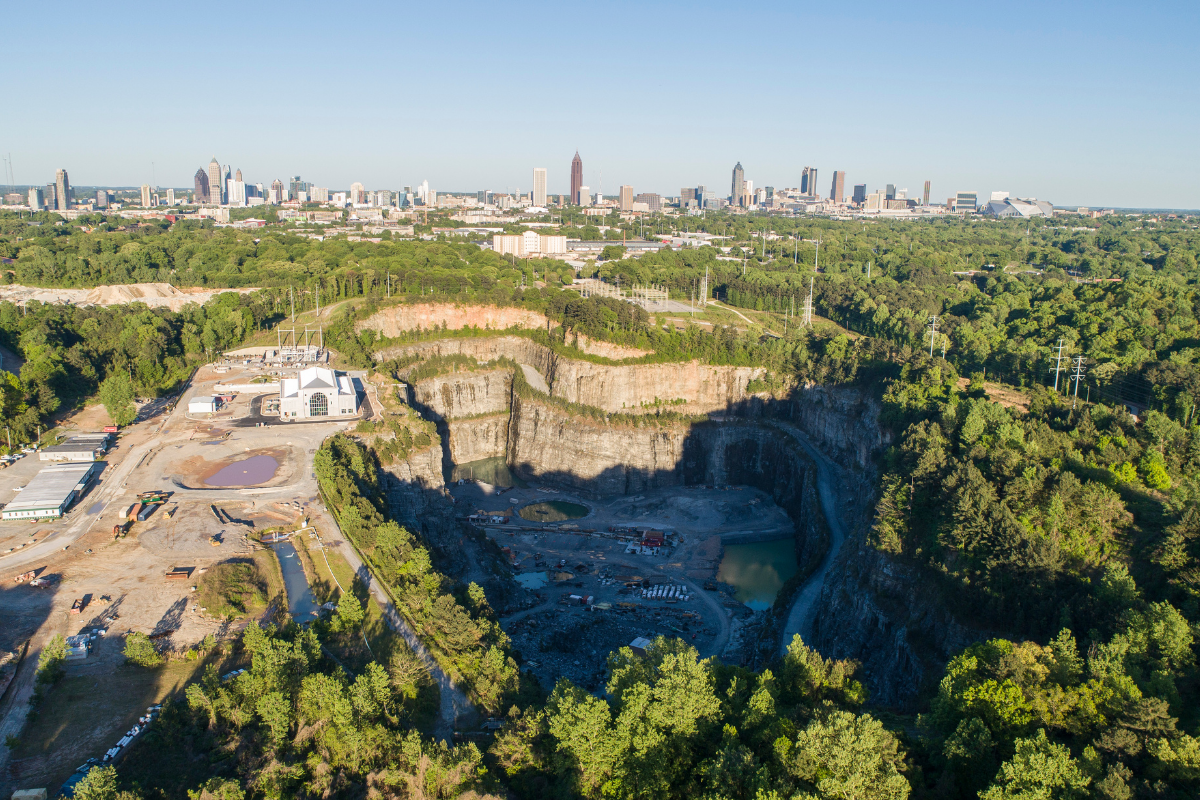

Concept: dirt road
[[773, 421, 850, 656]]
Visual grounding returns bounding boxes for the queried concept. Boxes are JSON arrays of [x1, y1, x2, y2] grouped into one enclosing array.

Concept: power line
[[1050, 338, 1066, 391], [927, 315, 939, 358], [1070, 356, 1086, 409]]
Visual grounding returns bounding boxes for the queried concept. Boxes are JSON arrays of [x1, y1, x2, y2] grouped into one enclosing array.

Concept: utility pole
[[1050, 338, 1066, 391], [290, 286, 295, 322], [1070, 356, 1086, 409], [928, 315, 939, 358], [941, 334, 948, 359], [802, 277, 814, 327]]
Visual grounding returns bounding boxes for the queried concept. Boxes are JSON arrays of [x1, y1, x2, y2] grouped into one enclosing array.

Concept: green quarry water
[[450, 457, 527, 488], [717, 538, 798, 611], [519, 500, 590, 522]]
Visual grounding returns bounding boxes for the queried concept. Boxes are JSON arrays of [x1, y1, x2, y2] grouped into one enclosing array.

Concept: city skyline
[[5, 3, 1198, 208]]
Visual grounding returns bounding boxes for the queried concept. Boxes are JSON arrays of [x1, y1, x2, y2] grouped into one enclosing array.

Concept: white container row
[[640, 584, 690, 601]]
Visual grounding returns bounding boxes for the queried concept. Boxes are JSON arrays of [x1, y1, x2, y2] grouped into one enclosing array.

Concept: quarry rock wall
[[380, 443, 459, 564], [411, 369, 512, 420], [357, 304, 550, 337], [379, 335, 763, 415], [449, 414, 509, 463]]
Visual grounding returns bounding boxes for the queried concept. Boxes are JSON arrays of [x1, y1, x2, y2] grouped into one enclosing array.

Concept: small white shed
[[188, 396, 217, 414]]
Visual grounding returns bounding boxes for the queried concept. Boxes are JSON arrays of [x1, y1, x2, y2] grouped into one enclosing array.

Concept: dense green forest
[[5, 211, 1200, 798]]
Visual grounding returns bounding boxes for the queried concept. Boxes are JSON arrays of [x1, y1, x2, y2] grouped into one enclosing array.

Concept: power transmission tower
[[1070, 356, 1086, 409], [802, 277, 813, 327], [1050, 338, 1066, 391], [927, 315, 939, 358]]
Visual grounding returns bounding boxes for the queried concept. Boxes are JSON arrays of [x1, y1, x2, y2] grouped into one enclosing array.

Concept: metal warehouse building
[[39, 433, 112, 462], [2, 462, 103, 520]]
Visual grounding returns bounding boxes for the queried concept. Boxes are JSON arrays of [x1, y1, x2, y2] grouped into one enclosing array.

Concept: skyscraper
[[886, 184, 896, 200], [570, 152, 583, 205], [619, 185, 634, 211], [208, 157, 223, 204], [829, 171, 846, 204], [140, 184, 152, 207], [194, 169, 210, 203], [54, 169, 71, 211], [923, 180, 931, 206], [28, 187, 44, 209], [801, 167, 818, 196], [852, 184, 867, 204], [731, 162, 745, 206], [532, 168, 547, 206], [166, 188, 175, 206]]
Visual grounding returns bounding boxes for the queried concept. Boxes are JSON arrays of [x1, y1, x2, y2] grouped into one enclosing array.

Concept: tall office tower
[[885, 184, 896, 200], [829, 171, 846, 203], [194, 169, 210, 203], [28, 187, 44, 209], [731, 162, 745, 206], [578, 186, 591, 207], [800, 167, 818, 196], [532, 168, 547, 206], [681, 188, 696, 207], [923, 180, 931, 206], [166, 188, 175, 206], [852, 184, 867, 204], [208, 157, 223, 204], [229, 173, 246, 206], [270, 179, 285, 204], [619, 185, 634, 211], [140, 184, 152, 207], [54, 169, 71, 210], [45, 183, 57, 208], [569, 152, 583, 205]]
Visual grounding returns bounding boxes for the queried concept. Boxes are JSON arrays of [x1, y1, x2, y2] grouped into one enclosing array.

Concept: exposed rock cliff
[[412, 369, 511, 421], [380, 443, 460, 568], [357, 303, 550, 337], [379, 336, 763, 415], [449, 415, 509, 463]]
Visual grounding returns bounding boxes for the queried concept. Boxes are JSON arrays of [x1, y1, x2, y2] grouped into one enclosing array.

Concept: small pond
[[515, 571, 548, 590], [716, 538, 798, 611], [205, 454, 279, 487], [518, 500, 589, 522], [272, 541, 320, 620], [450, 456, 527, 488]]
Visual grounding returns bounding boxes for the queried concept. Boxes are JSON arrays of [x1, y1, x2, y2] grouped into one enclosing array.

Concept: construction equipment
[[14, 570, 35, 583], [137, 490, 169, 504], [209, 535, 221, 547], [70, 598, 84, 614]]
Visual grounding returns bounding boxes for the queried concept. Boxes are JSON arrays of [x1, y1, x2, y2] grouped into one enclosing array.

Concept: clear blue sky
[[5, 1, 1198, 208]]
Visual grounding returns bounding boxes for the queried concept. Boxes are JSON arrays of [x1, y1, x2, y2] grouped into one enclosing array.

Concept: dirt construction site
[[0, 360, 360, 795]]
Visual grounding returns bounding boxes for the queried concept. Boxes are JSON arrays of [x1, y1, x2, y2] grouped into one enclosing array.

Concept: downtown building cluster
[[2, 150, 1097, 221]]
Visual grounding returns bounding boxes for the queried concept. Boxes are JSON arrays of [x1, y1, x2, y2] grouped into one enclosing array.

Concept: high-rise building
[[532, 168, 547, 206], [228, 173, 246, 206], [619, 185, 634, 211], [289, 176, 310, 201], [140, 184, 152, 207], [800, 167, 818, 196], [578, 185, 591, 207], [270, 179, 285, 204], [166, 188, 175, 206], [54, 169, 71, 211], [570, 152, 583, 205], [923, 180, 931, 206], [208, 158, 223, 204], [954, 191, 978, 212], [28, 187, 44, 209], [194, 169, 210, 204], [852, 184, 867, 204], [885, 184, 896, 200], [634, 193, 662, 212], [681, 188, 696, 207], [829, 171, 846, 204], [731, 162, 745, 206]]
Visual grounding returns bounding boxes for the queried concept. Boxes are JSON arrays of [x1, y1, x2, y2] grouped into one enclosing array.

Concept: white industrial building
[[39, 433, 112, 462], [278, 367, 358, 419], [188, 396, 219, 414], [2, 462, 102, 520]]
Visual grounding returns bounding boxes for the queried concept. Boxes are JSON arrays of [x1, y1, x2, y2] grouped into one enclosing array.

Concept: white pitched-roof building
[[278, 367, 358, 420]]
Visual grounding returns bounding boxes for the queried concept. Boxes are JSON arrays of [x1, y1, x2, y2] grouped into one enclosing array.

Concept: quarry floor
[[448, 479, 795, 690]]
